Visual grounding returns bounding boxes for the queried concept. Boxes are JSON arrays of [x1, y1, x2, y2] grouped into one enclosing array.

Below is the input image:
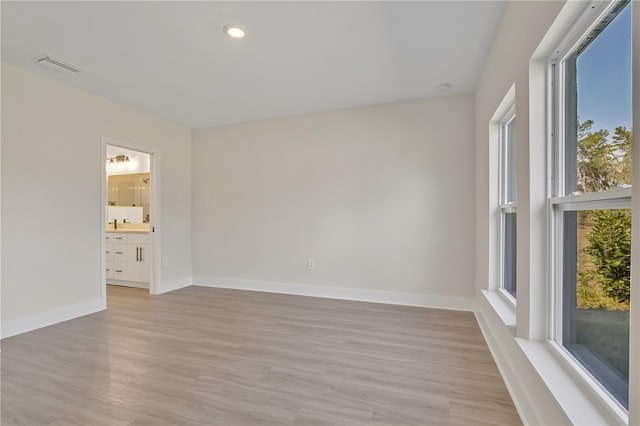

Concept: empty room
[[1, 1, 638, 425]]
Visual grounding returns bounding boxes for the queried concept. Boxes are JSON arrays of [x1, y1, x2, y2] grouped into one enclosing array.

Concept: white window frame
[[548, 0, 633, 418], [498, 106, 517, 302]]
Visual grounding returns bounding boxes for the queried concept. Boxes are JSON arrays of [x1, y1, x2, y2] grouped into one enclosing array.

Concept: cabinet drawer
[[105, 247, 114, 262], [111, 233, 127, 243], [112, 244, 127, 262], [112, 262, 127, 280], [106, 261, 114, 279]]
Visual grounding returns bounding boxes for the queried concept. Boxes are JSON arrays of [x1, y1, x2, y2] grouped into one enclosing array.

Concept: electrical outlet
[[162, 256, 168, 267], [307, 259, 316, 270]]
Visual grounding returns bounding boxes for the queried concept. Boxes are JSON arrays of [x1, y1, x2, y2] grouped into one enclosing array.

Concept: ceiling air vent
[[35, 55, 85, 75]]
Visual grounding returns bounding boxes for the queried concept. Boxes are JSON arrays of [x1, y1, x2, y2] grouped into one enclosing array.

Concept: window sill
[[479, 290, 628, 425], [517, 339, 628, 425], [481, 289, 516, 333]]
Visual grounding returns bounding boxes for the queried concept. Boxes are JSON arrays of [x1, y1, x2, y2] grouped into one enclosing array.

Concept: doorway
[[101, 138, 159, 308]]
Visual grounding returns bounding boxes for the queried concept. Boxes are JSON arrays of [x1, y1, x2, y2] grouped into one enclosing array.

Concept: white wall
[[1, 63, 192, 337], [473, 2, 574, 423], [475, 0, 564, 305], [191, 95, 475, 309]]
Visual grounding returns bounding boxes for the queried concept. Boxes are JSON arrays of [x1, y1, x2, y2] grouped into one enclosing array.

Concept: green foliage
[[613, 126, 632, 183], [577, 269, 626, 310], [577, 122, 632, 307], [577, 121, 632, 192], [584, 210, 631, 303]]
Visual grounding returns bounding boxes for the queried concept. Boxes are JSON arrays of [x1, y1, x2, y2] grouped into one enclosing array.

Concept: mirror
[[108, 173, 150, 223]]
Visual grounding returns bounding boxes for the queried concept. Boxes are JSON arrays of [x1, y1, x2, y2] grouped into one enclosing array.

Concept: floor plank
[[1, 285, 521, 425]]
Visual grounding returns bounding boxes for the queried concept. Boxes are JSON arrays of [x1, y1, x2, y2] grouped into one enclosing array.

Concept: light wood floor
[[1, 286, 521, 425]]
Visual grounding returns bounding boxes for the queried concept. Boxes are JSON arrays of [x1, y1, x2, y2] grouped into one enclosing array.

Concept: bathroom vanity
[[105, 230, 151, 288]]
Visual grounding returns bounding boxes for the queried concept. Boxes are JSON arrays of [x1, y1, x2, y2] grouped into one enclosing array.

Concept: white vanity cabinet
[[105, 232, 151, 287]]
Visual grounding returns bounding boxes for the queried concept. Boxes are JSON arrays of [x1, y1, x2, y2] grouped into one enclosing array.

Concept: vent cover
[[35, 55, 85, 74]]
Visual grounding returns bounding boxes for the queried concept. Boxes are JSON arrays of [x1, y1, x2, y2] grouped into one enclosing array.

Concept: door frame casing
[[100, 137, 161, 307]]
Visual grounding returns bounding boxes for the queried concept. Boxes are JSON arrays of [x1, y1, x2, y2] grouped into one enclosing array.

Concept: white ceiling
[[1, 1, 505, 129]]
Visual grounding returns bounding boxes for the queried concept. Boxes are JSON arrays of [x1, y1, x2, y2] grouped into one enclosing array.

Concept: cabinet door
[[127, 244, 150, 282], [138, 244, 150, 283], [127, 234, 150, 245]]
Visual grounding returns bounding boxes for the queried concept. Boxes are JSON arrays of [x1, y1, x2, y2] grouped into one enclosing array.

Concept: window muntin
[[500, 113, 517, 298], [551, 0, 632, 410]]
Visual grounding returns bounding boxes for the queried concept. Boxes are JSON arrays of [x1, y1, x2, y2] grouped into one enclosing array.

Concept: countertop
[[106, 229, 150, 234]]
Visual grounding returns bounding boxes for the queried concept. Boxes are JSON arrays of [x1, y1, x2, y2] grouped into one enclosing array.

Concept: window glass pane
[[505, 118, 516, 203], [562, 208, 630, 408], [567, 2, 632, 195], [502, 211, 517, 297]]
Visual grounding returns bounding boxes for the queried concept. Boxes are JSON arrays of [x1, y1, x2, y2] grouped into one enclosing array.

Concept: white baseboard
[[1, 298, 103, 339], [194, 277, 473, 311], [155, 279, 191, 295], [107, 280, 149, 289]]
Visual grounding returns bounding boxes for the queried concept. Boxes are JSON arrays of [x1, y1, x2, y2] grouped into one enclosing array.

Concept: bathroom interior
[[105, 144, 152, 290]]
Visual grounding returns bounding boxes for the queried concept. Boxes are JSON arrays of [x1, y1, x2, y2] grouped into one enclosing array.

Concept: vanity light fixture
[[106, 154, 134, 173], [224, 25, 246, 39], [107, 154, 130, 164]]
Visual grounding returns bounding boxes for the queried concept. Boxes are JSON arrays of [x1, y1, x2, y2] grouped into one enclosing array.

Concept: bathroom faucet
[[109, 219, 118, 229]]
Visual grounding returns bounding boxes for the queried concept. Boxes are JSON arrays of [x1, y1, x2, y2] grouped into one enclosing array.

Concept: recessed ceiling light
[[224, 25, 246, 39], [435, 83, 452, 91]]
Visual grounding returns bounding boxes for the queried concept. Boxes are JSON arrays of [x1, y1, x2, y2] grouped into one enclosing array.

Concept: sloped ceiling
[[1, 1, 505, 128]]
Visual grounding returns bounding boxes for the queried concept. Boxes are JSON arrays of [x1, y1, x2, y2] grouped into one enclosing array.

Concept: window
[[499, 109, 517, 298], [550, 0, 632, 410]]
